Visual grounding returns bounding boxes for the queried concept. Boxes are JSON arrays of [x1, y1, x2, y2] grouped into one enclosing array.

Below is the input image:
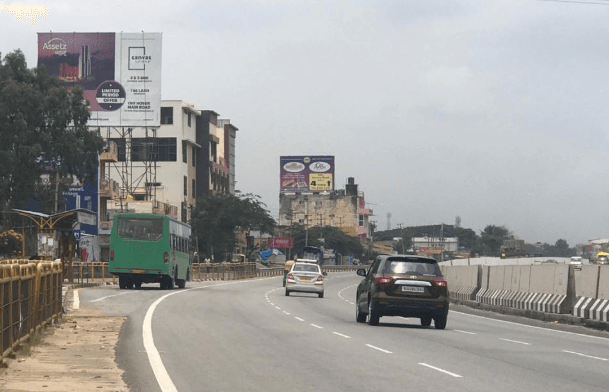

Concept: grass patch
[[17, 330, 43, 357]]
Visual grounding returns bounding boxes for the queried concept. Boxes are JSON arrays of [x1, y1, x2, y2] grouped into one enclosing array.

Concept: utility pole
[[398, 223, 405, 254]]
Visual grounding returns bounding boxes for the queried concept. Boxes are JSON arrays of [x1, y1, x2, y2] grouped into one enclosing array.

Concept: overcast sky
[[2, 0, 609, 246]]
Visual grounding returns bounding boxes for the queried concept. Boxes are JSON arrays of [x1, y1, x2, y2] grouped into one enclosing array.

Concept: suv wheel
[[356, 301, 367, 323], [420, 316, 432, 327], [367, 299, 380, 326], [434, 312, 447, 329]]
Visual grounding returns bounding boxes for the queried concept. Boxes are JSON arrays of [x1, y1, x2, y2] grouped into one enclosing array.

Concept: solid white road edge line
[[419, 363, 463, 378], [143, 291, 181, 392], [143, 278, 275, 392], [365, 344, 392, 354], [563, 350, 608, 361]]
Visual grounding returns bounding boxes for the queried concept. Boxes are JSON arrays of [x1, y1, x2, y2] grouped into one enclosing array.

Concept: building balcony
[[100, 141, 118, 162], [100, 178, 119, 199]]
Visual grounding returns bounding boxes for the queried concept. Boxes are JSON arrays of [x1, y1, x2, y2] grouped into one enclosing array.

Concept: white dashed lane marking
[[366, 344, 392, 354], [500, 338, 530, 346], [419, 363, 463, 378]]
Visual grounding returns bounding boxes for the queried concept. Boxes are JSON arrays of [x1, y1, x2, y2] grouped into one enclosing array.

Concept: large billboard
[[280, 156, 334, 193], [37, 32, 162, 127]]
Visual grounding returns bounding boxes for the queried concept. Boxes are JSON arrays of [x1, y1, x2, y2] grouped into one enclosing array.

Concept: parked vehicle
[[355, 254, 449, 328], [109, 213, 192, 290], [285, 261, 324, 298]]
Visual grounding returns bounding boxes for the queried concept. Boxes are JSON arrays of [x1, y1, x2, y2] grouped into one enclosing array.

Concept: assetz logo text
[[42, 38, 67, 55]]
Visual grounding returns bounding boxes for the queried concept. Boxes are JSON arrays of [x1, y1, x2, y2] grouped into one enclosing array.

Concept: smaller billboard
[[270, 237, 293, 249], [280, 156, 334, 193]]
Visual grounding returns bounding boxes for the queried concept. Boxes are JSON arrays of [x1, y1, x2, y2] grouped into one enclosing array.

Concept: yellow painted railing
[[0, 259, 62, 361]]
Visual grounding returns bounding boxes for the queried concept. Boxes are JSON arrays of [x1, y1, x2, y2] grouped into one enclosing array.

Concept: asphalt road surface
[[78, 272, 609, 392]]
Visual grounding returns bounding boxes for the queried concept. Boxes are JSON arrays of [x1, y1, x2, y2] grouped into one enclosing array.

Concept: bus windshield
[[117, 217, 163, 241]]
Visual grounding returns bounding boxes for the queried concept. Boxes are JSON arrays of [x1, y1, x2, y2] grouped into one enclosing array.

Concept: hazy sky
[[2, 0, 609, 246]]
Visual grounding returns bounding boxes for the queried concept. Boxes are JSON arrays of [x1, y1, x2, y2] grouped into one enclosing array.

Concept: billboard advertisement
[[280, 156, 334, 193], [37, 32, 162, 127], [62, 177, 99, 236], [270, 237, 293, 249]]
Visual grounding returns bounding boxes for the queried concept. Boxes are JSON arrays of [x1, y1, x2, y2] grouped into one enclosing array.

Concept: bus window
[[117, 217, 163, 241]]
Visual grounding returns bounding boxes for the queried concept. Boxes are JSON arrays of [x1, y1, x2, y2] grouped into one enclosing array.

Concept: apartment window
[[184, 176, 188, 196], [160, 107, 173, 124], [192, 179, 196, 198], [359, 214, 364, 227], [158, 138, 177, 161], [182, 143, 187, 163], [131, 138, 177, 162], [315, 201, 322, 206], [188, 111, 192, 127], [191, 146, 196, 167]]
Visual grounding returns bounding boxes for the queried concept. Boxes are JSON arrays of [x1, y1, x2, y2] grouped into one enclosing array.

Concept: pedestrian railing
[[1, 259, 62, 362]]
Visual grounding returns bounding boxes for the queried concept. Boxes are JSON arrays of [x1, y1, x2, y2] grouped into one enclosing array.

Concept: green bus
[[109, 213, 192, 290]]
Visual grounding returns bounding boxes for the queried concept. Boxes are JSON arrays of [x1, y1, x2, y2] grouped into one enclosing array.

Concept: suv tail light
[[163, 252, 169, 263], [287, 273, 295, 282], [316, 275, 323, 282], [374, 275, 394, 285], [110, 250, 114, 261], [433, 277, 447, 287]]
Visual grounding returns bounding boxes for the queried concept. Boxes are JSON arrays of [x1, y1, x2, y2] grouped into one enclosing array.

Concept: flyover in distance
[[77, 272, 609, 392]]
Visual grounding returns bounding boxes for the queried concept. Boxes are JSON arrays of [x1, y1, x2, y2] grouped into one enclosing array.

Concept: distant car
[[355, 255, 449, 329], [570, 256, 583, 270], [285, 261, 324, 298], [597, 256, 609, 265]]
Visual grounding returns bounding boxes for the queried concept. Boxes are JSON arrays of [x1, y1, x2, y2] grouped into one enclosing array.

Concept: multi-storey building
[[278, 177, 374, 244], [84, 100, 238, 261]]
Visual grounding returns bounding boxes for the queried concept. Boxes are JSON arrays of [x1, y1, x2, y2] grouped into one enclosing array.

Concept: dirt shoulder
[[0, 288, 129, 392]]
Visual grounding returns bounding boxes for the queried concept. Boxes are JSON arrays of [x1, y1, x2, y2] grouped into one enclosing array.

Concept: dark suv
[[355, 255, 449, 329]]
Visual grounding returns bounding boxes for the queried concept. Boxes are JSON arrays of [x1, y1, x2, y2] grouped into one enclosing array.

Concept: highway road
[[79, 272, 609, 392]]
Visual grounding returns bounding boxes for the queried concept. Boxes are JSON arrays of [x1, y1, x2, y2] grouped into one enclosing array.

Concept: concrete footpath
[[0, 286, 129, 392]]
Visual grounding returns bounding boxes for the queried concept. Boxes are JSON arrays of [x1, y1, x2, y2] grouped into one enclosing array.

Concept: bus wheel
[[177, 279, 185, 289], [127, 279, 134, 290], [119, 277, 126, 289], [134, 281, 142, 289], [162, 275, 174, 290]]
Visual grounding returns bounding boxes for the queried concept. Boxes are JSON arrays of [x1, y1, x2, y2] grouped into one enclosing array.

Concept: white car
[[285, 261, 325, 298], [570, 256, 583, 270]]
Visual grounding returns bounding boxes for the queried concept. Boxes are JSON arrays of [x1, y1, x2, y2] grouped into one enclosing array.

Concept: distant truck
[[500, 239, 526, 259]]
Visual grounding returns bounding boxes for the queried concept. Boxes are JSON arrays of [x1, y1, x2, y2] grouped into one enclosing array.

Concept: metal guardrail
[[1, 259, 62, 361], [191, 263, 283, 280], [70, 262, 116, 285]]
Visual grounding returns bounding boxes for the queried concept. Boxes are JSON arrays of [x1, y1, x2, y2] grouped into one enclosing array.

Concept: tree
[[290, 224, 365, 261], [554, 239, 571, 257], [190, 193, 276, 261], [479, 225, 511, 256], [0, 50, 103, 226]]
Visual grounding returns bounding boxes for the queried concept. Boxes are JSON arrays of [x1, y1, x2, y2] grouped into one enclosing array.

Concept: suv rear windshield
[[383, 258, 441, 276]]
